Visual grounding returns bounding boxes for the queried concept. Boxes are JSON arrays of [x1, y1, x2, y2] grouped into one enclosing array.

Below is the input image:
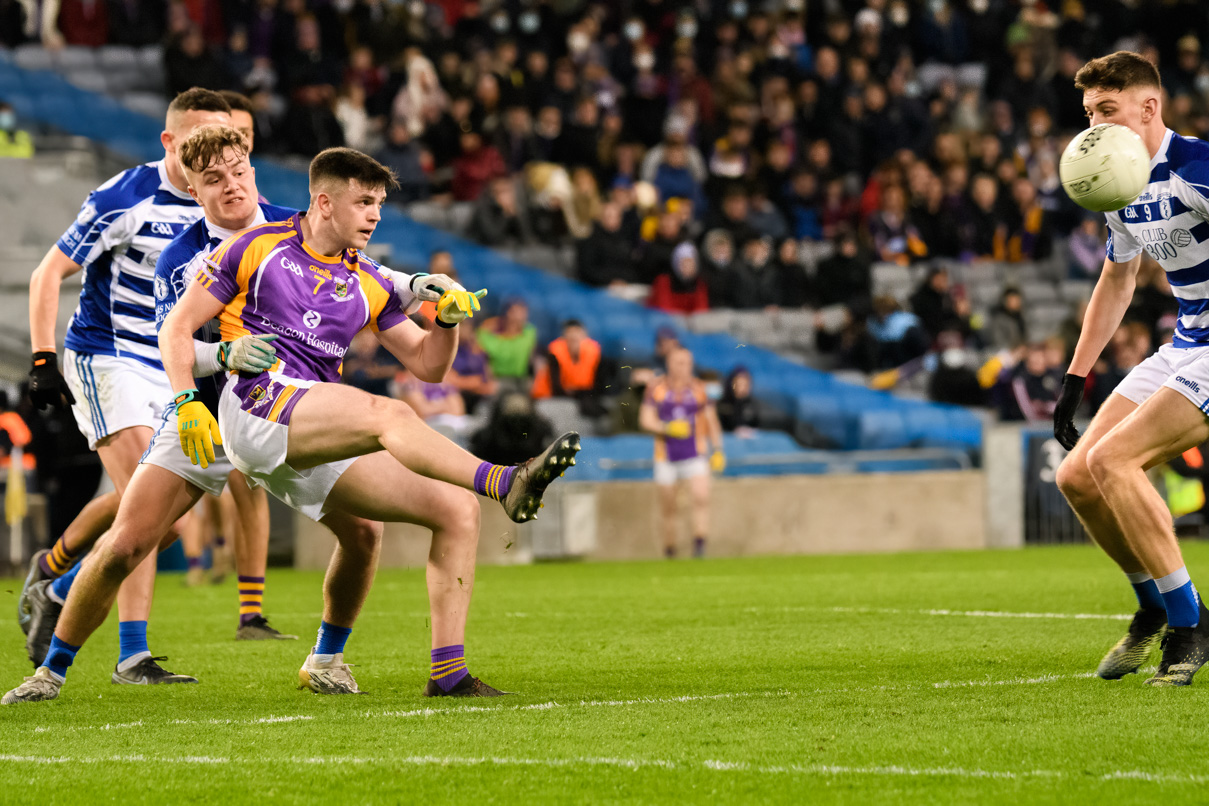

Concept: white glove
[[409, 272, 465, 302], [377, 268, 465, 314], [220, 334, 279, 372]]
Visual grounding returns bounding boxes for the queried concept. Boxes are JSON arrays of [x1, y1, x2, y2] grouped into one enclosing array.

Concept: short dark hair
[[562, 319, 584, 331], [308, 147, 399, 195], [1074, 51, 1161, 93], [178, 124, 249, 174], [218, 90, 254, 114], [167, 87, 231, 117]]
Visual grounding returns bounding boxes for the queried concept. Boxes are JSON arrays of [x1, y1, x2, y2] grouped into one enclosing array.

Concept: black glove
[[28, 351, 75, 411], [1053, 373, 1086, 451]]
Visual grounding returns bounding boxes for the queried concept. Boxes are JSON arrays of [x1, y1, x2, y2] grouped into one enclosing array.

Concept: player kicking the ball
[[1054, 51, 1209, 686], [2, 147, 578, 704]]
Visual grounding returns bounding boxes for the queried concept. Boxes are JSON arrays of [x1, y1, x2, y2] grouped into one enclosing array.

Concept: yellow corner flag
[[6, 447, 27, 526]]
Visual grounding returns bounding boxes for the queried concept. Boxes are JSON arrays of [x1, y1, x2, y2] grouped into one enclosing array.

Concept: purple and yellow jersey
[[196, 212, 408, 423], [645, 378, 709, 462]]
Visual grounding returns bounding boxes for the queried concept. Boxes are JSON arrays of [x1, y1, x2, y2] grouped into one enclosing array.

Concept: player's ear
[[160, 129, 173, 153]]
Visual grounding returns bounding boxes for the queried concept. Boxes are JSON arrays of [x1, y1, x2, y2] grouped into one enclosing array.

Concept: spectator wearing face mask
[[650, 242, 710, 314]]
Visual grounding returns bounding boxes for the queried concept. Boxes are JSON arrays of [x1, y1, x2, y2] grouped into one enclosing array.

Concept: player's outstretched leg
[[1056, 394, 1167, 677], [280, 383, 580, 525], [298, 510, 382, 694], [18, 492, 119, 635], [1085, 388, 1209, 686]]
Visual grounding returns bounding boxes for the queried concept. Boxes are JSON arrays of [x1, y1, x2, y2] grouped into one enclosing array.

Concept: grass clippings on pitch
[[3, 543, 1209, 804]]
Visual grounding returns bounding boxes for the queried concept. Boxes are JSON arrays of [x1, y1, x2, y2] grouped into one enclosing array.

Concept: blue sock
[[118, 620, 149, 664], [314, 620, 351, 656], [1156, 568, 1201, 628], [49, 561, 82, 603], [1126, 571, 1165, 611], [44, 635, 80, 679]]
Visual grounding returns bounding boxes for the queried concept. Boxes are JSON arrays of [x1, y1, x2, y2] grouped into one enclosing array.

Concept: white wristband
[[193, 339, 224, 377]]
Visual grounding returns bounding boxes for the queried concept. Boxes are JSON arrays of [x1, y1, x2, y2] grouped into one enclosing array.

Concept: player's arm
[[704, 400, 726, 473], [27, 247, 83, 410], [375, 317, 459, 384], [1053, 252, 1142, 449], [160, 280, 227, 396], [160, 280, 227, 467], [638, 401, 664, 436]]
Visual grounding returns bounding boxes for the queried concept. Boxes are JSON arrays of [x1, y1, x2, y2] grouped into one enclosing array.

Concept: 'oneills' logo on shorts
[[1176, 376, 1201, 395]]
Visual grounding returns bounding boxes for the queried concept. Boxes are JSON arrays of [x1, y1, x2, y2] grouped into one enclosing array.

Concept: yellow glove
[[710, 450, 726, 474], [436, 288, 488, 325], [665, 419, 692, 439], [175, 391, 221, 469]]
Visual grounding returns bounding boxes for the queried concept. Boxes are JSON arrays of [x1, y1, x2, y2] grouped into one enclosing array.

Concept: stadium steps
[[0, 50, 983, 458]]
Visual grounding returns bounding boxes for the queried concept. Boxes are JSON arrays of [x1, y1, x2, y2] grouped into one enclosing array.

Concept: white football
[[1059, 123, 1152, 213]]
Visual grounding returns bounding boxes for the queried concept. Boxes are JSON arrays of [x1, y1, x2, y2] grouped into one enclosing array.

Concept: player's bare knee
[[337, 517, 382, 557], [1085, 441, 1130, 489], [449, 488, 481, 538], [101, 531, 153, 575], [1055, 454, 1098, 504]]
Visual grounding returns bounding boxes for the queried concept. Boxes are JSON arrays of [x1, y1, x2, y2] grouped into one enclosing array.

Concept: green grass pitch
[[3, 543, 1209, 804]]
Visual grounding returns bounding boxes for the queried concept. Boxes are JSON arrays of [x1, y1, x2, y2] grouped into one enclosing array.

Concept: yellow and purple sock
[[39, 536, 80, 579], [238, 576, 265, 627], [473, 463, 515, 502], [430, 644, 468, 691], [314, 620, 351, 658]]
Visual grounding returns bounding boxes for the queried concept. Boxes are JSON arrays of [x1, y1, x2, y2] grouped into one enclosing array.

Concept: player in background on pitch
[[22, 88, 232, 685], [1053, 51, 1209, 686], [3, 147, 576, 703], [639, 347, 725, 558]]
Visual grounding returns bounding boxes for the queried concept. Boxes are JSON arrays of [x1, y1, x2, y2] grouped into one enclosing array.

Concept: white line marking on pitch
[[25, 672, 1097, 735], [1, 753, 1206, 784], [745, 606, 1133, 621]]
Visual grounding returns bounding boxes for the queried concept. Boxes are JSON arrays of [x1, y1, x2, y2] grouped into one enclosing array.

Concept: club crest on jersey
[[330, 277, 356, 302], [1161, 199, 1173, 219], [249, 384, 271, 408], [154, 276, 168, 300], [76, 202, 97, 226]]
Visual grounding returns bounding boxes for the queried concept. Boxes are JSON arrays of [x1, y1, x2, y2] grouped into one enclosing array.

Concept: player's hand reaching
[[436, 288, 488, 326], [28, 351, 75, 411], [665, 420, 692, 439], [1053, 373, 1086, 451], [175, 390, 222, 469], [220, 334, 279, 373], [410, 272, 465, 303]]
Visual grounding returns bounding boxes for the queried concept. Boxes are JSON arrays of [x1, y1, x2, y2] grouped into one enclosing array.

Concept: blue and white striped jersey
[[58, 160, 204, 369], [1106, 129, 1209, 347], [154, 202, 296, 410]]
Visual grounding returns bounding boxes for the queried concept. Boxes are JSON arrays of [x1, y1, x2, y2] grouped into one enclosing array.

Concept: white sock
[[45, 586, 65, 605], [116, 651, 152, 673], [1155, 567, 1192, 594], [1125, 571, 1154, 584]]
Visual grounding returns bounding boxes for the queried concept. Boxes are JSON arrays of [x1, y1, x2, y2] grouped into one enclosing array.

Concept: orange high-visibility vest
[[532, 337, 601, 398]]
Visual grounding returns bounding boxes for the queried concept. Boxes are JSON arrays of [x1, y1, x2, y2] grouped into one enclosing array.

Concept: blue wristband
[[173, 388, 199, 407]]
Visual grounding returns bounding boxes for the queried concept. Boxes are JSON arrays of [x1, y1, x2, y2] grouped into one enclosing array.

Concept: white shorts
[[218, 382, 354, 521], [1115, 343, 1209, 412], [654, 456, 709, 486], [63, 348, 171, 450], [140, 408, 234, 497]]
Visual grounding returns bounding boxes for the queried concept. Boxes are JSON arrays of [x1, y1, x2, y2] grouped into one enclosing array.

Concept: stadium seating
[[0, 53, 984, 463]]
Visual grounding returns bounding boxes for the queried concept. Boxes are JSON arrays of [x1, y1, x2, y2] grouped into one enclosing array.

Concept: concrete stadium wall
[[293, 470, 988, 570]]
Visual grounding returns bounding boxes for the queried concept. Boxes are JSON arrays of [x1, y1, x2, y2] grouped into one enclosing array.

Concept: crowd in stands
[[5, 0, 1206, 428]]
